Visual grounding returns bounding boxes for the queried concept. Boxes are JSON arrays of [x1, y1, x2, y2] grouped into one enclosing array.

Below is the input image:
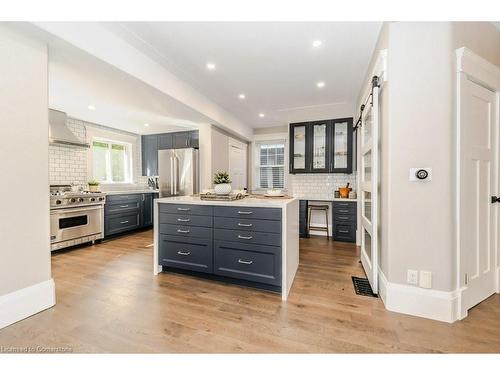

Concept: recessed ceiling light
[[312, 40, 323, 48], [206, 62, 216, 71], [238, 94, 246, 99], [87, 105, 96, 110], [259, 113, 265, 118], [143, 123, 150, 127], [316, 81, 325, 88]]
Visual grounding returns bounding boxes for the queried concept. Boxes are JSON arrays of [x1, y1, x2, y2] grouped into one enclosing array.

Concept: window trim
[[252, 137, 288, 192], [91, 137, 133, 184], [86, 126, 138, 186]]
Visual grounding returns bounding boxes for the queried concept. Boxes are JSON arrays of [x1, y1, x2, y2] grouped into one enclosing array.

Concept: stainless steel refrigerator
[[158, 148, 199, 197]]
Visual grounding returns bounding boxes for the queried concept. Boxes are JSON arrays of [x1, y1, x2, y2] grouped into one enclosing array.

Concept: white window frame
[[86, 126, 137, 185], [91, 137, 133, 184], [252, 135, 288, 192]]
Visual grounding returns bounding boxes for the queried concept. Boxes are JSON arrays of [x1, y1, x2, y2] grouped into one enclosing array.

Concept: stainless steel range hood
[[49, 109, 89, 148]]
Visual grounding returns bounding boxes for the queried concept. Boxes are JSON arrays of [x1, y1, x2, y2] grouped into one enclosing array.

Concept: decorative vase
[[88, 185, 99, 192], [214, 183, 231, 195]]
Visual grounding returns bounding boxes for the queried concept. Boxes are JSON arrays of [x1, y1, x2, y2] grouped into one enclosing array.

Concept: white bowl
[[266, 189, 282, 196]]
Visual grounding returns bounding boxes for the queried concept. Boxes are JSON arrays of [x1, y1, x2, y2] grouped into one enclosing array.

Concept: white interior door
[[359, 84, 379, 294], [459, 76, 498, 316], [229, 143, 247, 190]]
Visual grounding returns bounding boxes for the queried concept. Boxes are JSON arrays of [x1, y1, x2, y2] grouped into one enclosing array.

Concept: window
[[255, 141, 286, 189], [92, 139, 132, 183]]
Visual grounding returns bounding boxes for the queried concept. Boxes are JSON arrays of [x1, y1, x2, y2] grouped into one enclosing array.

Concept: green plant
[[88, 180, 100, 186], [213, 171, 231, 184]]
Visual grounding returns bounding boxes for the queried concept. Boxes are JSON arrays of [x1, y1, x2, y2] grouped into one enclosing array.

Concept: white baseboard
[[497, 267, 500, 293], [378, 268, 458, 323], [0, 279, 56, 329]]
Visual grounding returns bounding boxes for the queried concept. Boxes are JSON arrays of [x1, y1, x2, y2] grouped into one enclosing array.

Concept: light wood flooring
[[0, 230, 499, 353]]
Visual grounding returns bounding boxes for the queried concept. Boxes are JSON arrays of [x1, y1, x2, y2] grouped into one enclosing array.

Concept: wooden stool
[[308, 204, 330, 239]]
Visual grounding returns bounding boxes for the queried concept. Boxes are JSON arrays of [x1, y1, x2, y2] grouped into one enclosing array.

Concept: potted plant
[[213, 171, 232, 195], [87, 180, 100, 192]]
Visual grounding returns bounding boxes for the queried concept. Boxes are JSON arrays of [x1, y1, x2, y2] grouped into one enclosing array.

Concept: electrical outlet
[[419, 271, 432, 289], [407, 270, 418, 285]]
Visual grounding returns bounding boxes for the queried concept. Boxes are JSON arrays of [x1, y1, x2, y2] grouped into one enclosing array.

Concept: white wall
[[0, 25, 55, 327]]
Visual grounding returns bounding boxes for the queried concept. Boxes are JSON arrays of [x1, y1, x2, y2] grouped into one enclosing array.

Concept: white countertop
[[104, 189, 159, 195], [156, 195, 297, 208], [293, 196, 357, 202]]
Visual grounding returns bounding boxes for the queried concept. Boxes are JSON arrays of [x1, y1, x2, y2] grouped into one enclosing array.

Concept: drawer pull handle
[[238, 211, 253, 215], [120, 205, 129, 208], [120, 220, 129, 224], [338, 203, 349, 206], [177, 218, 191, 222], [177, 207, 191, 211], [177, 229, 190, 234], [238, 259, 253, 265], [237, 223, 253, 227], [238, 235, 253, 240], [339, 210, 349, 213], [177, 251, 191, 256], [339, 230, 349, 233], [338, 216, 349, 220]]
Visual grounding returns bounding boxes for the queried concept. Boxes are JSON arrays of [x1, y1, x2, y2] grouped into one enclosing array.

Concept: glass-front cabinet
[[289, 118, 353, 174]]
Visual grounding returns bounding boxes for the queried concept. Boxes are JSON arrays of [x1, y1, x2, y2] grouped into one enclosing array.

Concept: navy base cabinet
[[332, 201, 357, 243], [104, 192, 157, 237]]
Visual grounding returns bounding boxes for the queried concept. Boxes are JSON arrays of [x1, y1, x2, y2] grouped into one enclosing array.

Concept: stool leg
[[307, 206, 312, 237], [326, 207, 329, 240]]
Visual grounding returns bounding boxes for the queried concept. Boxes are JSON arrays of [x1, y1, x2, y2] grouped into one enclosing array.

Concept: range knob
[[70, 198, 76, 203], [90, 198, 96, 202], [78, 198, 84, 202], [98, 197, 104, 201], [56, 199, 62, 205]]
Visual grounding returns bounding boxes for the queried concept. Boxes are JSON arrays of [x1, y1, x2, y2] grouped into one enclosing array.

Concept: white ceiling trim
[[33, 22, 253, 140]]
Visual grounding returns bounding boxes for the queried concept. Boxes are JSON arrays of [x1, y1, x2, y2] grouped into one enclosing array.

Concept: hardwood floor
[[0, 230, 499, 353]]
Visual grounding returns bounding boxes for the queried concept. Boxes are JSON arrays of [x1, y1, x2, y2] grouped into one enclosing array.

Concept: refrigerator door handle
[[173, 153, 179, 196], [170, 156, 174, 196]]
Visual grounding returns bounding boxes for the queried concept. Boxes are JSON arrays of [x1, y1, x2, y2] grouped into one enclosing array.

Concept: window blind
[[256, 142, 285, 189]]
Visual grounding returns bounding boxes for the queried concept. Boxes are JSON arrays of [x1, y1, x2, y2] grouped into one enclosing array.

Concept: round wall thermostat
[[416, 169, 429, 180]]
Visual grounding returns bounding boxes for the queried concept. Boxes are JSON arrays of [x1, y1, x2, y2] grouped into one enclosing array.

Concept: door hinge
[[464, 273, 468, 285]]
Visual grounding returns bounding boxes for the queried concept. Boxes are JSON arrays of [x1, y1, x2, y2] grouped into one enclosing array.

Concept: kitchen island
[[153, 196, 299, 300]]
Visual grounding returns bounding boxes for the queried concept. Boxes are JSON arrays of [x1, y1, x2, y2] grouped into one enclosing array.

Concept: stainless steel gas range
[[49, 185, 106, 251]]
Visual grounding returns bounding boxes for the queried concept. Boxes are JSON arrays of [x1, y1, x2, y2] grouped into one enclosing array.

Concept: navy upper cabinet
[[141, 135, 158, 176], [158, 133, 173, 150], [173, 132, 190, 148], [141, 130, 199, 176], [289, 118, 353, 174]]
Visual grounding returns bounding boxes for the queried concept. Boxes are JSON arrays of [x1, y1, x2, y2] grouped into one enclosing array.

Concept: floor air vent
[[351, 276, 378, 298]]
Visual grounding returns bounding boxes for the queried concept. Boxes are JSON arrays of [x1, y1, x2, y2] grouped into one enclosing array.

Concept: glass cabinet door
[[311, 122, 328, 171], [331, 119, 353, 172], [292, 125, 307, 171]]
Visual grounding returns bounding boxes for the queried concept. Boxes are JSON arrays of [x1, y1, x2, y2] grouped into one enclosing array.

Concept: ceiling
[[48, 38, 209, 135], [107, 22, 383, 128]]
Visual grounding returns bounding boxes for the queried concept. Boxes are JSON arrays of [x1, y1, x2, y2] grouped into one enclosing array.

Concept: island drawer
[[159, 213, 213, 227], [214, 228, 281, 247], [159, 234, 213, 273], [214, 217, 281, 234], [159, 204, 213, 216], [105, 201, 140, 215], [214, 241, 281, 286], [106, 194, 142, 204], [213, 206, 281, 221], [159, 224, 212, 239]]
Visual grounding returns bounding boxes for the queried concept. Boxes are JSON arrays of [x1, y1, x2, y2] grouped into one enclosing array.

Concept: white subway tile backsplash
[[291, 173, 356, 200]]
